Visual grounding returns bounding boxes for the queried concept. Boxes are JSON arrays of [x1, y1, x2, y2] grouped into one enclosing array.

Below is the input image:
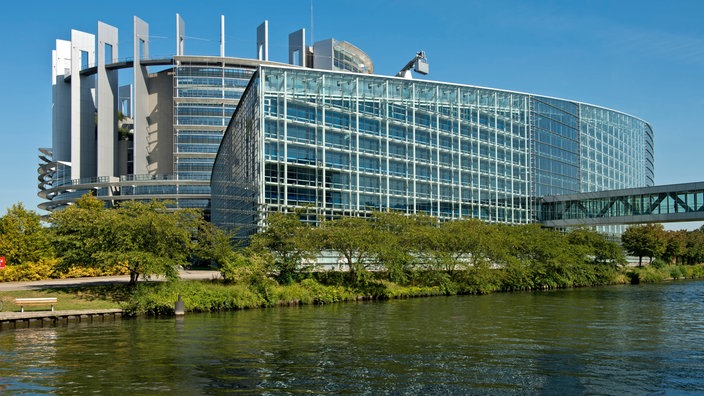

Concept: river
[[1, 281, 703, 394]]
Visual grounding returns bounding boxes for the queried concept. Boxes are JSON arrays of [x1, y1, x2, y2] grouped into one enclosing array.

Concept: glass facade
[[531, 96, 581, 197], [579, 105, 654, 192], [172, 60, 254, 213], [41, 56, 257, 214], [212, 66, 654, 240]]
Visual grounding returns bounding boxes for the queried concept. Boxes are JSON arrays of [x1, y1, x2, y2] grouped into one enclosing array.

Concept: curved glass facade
[[212, 66, 654, 239]]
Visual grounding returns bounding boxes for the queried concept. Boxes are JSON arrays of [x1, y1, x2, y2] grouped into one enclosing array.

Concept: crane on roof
[[397, 51, 429, 79]]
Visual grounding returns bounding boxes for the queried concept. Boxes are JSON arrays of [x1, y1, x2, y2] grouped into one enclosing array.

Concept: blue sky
[[0, 0, 702, 228]]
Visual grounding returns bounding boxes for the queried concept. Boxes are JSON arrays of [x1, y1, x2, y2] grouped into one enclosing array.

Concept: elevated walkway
[[540, 182, 704, 227]]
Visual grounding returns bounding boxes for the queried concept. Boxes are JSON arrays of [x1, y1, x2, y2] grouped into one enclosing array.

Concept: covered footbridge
[[539, 182, 704, 227]]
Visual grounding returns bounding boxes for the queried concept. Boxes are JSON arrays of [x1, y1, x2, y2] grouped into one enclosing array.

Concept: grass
[[0, 285, 129, 312]]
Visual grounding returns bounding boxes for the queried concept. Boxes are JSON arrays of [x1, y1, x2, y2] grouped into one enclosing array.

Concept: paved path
[[0, 270, 221, 291]]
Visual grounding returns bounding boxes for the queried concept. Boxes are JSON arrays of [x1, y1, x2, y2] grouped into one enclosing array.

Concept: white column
[[133, 16, 150, 174], [97, 21, 119, 178], [257, 21, 269, 61], [176, 14, 185, 56], [52, 39, 72, 165], [220, 15, 225, 57], [70, 30, 95, 180]]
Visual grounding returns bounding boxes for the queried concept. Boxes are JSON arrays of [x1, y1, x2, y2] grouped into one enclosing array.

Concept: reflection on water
[[1, 281, 704, 394]]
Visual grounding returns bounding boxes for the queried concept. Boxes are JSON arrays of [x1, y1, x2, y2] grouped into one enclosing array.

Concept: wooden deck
[[0, 309, 124, 329]]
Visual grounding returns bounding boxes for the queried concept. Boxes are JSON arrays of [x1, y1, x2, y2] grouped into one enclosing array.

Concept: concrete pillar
[[289, 29, 306, 67], [70, 30, 96, 180], [257, 20, 269, 61], [133, 16, 149, 175], [176, 14, 185, 56], [52, 39, 72, 165], [97, 21, 119, 178], [220, 15, 225, 57]]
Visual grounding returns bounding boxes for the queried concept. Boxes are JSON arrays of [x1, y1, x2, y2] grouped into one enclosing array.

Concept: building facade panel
[[212, 66, 653, 240]]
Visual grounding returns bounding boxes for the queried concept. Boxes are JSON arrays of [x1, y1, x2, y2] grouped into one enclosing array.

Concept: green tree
[[320, 216, 378, 284], [685, 228, 704, 264], [248, 212, 317, 283], [50, 195, 203, 284], [50, 195, 109, 270], [369, 211, 425, 283], [621, 224, 667, 267], [191, 221, 237, 268], [442, 218, 497, 268], [663, 230, 688, 265], [0, 203, 52, 265], [567, 227, 626, 268]]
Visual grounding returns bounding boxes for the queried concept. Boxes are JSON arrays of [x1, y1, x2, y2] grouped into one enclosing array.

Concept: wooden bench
[[14, 298, 57, 312]]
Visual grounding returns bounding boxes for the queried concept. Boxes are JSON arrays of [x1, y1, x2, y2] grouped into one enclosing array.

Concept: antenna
[[310, 0, 314, 44]]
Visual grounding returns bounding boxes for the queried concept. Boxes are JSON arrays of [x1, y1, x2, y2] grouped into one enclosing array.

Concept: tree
[[369, 211, 424, 283], [49, 195, 107, 270], [248, 212, 318, 283], [442, 218, 496, 269], [320, 216, 378, 283], [685, 228, 704, 264], [621, 224, 667, 267], [0, 203, 52, 265], [191, 220, 237, 268], [567, 227, 626, 268], [50, 195, 204, 284], [663, 230, 688, 265]]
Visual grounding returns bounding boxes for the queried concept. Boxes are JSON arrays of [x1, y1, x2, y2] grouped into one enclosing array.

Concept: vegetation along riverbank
[[1, 195, 704, 316]]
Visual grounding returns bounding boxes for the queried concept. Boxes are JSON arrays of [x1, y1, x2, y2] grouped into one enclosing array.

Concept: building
[[39, 15, 373, 217], [40, 14, 655, 241], [211, 65, 654, 240]]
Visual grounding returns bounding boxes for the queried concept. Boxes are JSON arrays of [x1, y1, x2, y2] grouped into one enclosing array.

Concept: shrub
[[669, 265, 685, 280], [299, 278, 356, 304], [220, 252, 272, 285], [124, 280, 267, 316], [628, 267, 667, 284], [651, 259, 667, 269], [0, 258, 58, 281]]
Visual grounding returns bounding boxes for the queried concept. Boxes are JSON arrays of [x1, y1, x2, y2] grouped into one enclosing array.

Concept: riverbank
[[124, 263, 704, 316], [0, 270, 220, 314], [0, 265, 701, 317]]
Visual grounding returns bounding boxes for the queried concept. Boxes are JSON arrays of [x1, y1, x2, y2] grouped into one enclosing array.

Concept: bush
[[379, 281, 445, 298], [220, 253, 272, 285], [299, 278, 356, 304], [124, 280, 267, 316], [269, 282, 315, 305], [0, 258, 58, 281], [651, 259, 667, 269], [628, 267, 667, 284], [56, 264, 129, 278], [669, 265, 685, 279]]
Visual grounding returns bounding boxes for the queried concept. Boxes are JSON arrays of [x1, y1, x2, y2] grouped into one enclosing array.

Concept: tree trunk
[[129, 271, 139, 285]]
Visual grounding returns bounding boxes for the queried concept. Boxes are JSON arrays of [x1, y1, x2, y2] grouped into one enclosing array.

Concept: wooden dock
[[0, 309, 124, 329]]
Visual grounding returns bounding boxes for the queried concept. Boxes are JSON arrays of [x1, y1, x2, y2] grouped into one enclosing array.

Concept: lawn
[[0, 285, 129, 312]]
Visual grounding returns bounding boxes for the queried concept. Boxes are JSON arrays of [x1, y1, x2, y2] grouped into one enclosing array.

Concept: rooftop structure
[[39, 15, 374, 216]]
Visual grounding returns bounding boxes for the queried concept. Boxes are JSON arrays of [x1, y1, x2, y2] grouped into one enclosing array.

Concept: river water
[[1, 281, 704, 394]]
